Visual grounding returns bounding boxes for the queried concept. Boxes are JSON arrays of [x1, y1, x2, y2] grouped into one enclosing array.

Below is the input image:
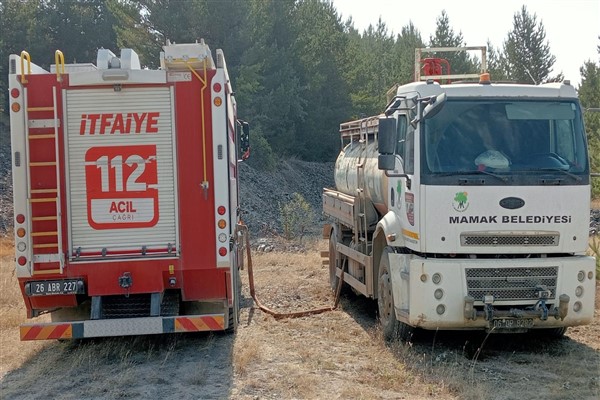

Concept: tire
[[226, 267, 242, 333], [328, 232, 341, 292], [377, 247, 413, 341], [531, 327, 567, 339]]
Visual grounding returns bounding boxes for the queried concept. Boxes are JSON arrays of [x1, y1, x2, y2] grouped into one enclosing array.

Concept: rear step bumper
[[20, 313, 226, 340]]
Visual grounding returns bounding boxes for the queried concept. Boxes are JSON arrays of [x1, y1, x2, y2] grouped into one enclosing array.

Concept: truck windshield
[[422, 99, 589, 184]]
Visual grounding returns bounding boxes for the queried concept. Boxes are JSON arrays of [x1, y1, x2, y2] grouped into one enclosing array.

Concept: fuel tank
[[334, 140, 388, 226]]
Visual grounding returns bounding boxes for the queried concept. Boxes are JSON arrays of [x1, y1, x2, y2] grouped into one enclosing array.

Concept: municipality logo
[[453, 191, 469, 212]]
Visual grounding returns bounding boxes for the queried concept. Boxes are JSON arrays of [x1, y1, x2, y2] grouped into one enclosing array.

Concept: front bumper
[[388, 254, 596, 331]]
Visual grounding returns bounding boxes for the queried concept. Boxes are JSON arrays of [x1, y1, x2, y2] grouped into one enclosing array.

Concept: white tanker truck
[[323, 47, 596, 340]]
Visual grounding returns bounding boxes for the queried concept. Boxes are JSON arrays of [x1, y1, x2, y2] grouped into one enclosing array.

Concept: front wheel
[[530, 327, 567, 339], [377, 247, 413, 341]]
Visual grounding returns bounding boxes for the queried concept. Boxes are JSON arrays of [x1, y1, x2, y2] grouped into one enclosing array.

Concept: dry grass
[[232, 237, 600, 400], [231, 239, 458, 399], [1, 235, 598, 399], [0, 236, 51, 380]]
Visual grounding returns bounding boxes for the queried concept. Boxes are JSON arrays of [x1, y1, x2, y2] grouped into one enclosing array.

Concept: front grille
[[465, 266, 558, 301], [461, 234, 558, 246]]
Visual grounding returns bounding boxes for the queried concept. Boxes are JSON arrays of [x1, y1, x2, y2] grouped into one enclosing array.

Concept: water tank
[[334, 140, 388, 226]]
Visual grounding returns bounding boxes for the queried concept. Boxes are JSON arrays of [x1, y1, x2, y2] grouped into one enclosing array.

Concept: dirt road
[[1, 240, 599, 399]]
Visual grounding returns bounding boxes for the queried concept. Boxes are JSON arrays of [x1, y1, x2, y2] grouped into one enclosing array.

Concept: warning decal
[[85, 145, 159, 229]]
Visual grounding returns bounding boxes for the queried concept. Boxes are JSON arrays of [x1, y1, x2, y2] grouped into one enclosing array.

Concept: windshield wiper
[[539, 168, 582, 181], [518, 168, 583, 182], [437, 170, 509, 182]]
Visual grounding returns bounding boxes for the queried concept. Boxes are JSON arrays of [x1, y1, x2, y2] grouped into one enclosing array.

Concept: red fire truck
[[8, 40, 249, 340]]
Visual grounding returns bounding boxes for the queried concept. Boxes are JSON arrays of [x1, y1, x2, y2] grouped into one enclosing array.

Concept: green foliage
[[428, 11, 477, 76], [501, 5, 556, 84], [486, 41, 508, 81], [1, 0, 595, 167], [279, 193, 314, 241], [246, 128, 277, 172], [578, 44, 600, 199]]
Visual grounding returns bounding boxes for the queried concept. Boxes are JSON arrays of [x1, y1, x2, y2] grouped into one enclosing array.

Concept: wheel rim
[[378, 270, 393, 325]]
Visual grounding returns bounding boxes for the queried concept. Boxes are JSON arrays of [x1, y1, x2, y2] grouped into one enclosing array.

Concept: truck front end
[[387, 80, 595, 333]]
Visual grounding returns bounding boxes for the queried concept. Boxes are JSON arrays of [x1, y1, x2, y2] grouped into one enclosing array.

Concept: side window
[[405, 125, 415, 174], [396, 115, 407, 156], [396, 114, 414, 174]]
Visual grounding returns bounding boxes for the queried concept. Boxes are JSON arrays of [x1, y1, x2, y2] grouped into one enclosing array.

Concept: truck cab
[[324, 47, 595, 339]]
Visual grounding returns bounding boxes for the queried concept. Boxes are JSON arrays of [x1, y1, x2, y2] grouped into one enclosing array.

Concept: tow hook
[[557, 294, 570, 320], [464, 296, 476, 320], [535, 286, 551, 320], [484, 295, 494, 320], [119, 272, 133, 297]]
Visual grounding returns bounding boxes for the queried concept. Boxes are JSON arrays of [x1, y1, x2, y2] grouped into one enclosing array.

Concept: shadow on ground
[[340, 290, 599, 400], [1, 330, 235, 399]]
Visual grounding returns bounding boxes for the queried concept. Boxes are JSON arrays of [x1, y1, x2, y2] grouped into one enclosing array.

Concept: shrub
[[279, 193, 315, 241], [246, 129, 277, 171]]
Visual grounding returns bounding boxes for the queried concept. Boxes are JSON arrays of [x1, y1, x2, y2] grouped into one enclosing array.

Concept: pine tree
[[427, 11, 476, 76], [578, 37, 600, 197], [501, 5, 556, 84], [486, 40, 508, 81]]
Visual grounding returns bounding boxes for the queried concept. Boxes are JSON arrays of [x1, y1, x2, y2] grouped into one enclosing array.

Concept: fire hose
[[239, 223, 344, 320]]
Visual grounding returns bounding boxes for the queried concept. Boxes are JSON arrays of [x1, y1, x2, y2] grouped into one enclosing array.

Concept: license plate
[[27, 280, 83, 296], [492, 318, 534, 329]]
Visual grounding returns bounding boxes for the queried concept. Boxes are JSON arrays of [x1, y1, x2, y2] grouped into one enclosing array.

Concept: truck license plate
[[27, 280, 82, 296], [492, 318, 534, 329]]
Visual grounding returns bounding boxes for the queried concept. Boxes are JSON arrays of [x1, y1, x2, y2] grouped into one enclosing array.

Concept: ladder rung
[[29, 134, 56, 140], [27, 106, 54, 112], [31, 189, 58, 194], [30, 162, 57, 167], [33, 243, 58, 249], [32, 216, 58, 221], [28, 119, 58, 129], [32, 269, 62, 275], [30, 198, 57, 203], [31, 231, 58, 237]]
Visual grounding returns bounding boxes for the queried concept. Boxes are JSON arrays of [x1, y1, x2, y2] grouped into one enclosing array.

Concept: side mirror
[[378, 154, 396, 171], [423, 92, 446, 120], [377, 117, 397, 155], [237, 120, 250, 161]]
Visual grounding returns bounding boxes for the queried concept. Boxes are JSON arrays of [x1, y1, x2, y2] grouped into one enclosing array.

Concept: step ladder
[[354, 118, 371, 255], [24, 82, 64, 275]]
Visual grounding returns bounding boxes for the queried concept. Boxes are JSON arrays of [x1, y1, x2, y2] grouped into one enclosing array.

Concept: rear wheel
[[226, 267, 242, 333], [328, 231, 341, 292], [378, 247, 413, 341]]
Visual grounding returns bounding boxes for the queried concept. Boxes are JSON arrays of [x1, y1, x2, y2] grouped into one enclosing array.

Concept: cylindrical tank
[[334, 140, 388, 226]]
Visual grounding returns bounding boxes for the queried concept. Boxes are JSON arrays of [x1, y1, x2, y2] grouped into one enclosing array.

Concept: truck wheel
[[226, 268, 242, 333], [531, 327, 567, 339], [328, 232, 341, 292], [378, 248, 413, 341]]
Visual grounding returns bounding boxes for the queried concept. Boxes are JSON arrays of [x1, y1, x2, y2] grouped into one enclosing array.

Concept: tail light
[[218, 247, 227, 257], [18, 256, 27, 266], [16, 214, 25, 224]]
